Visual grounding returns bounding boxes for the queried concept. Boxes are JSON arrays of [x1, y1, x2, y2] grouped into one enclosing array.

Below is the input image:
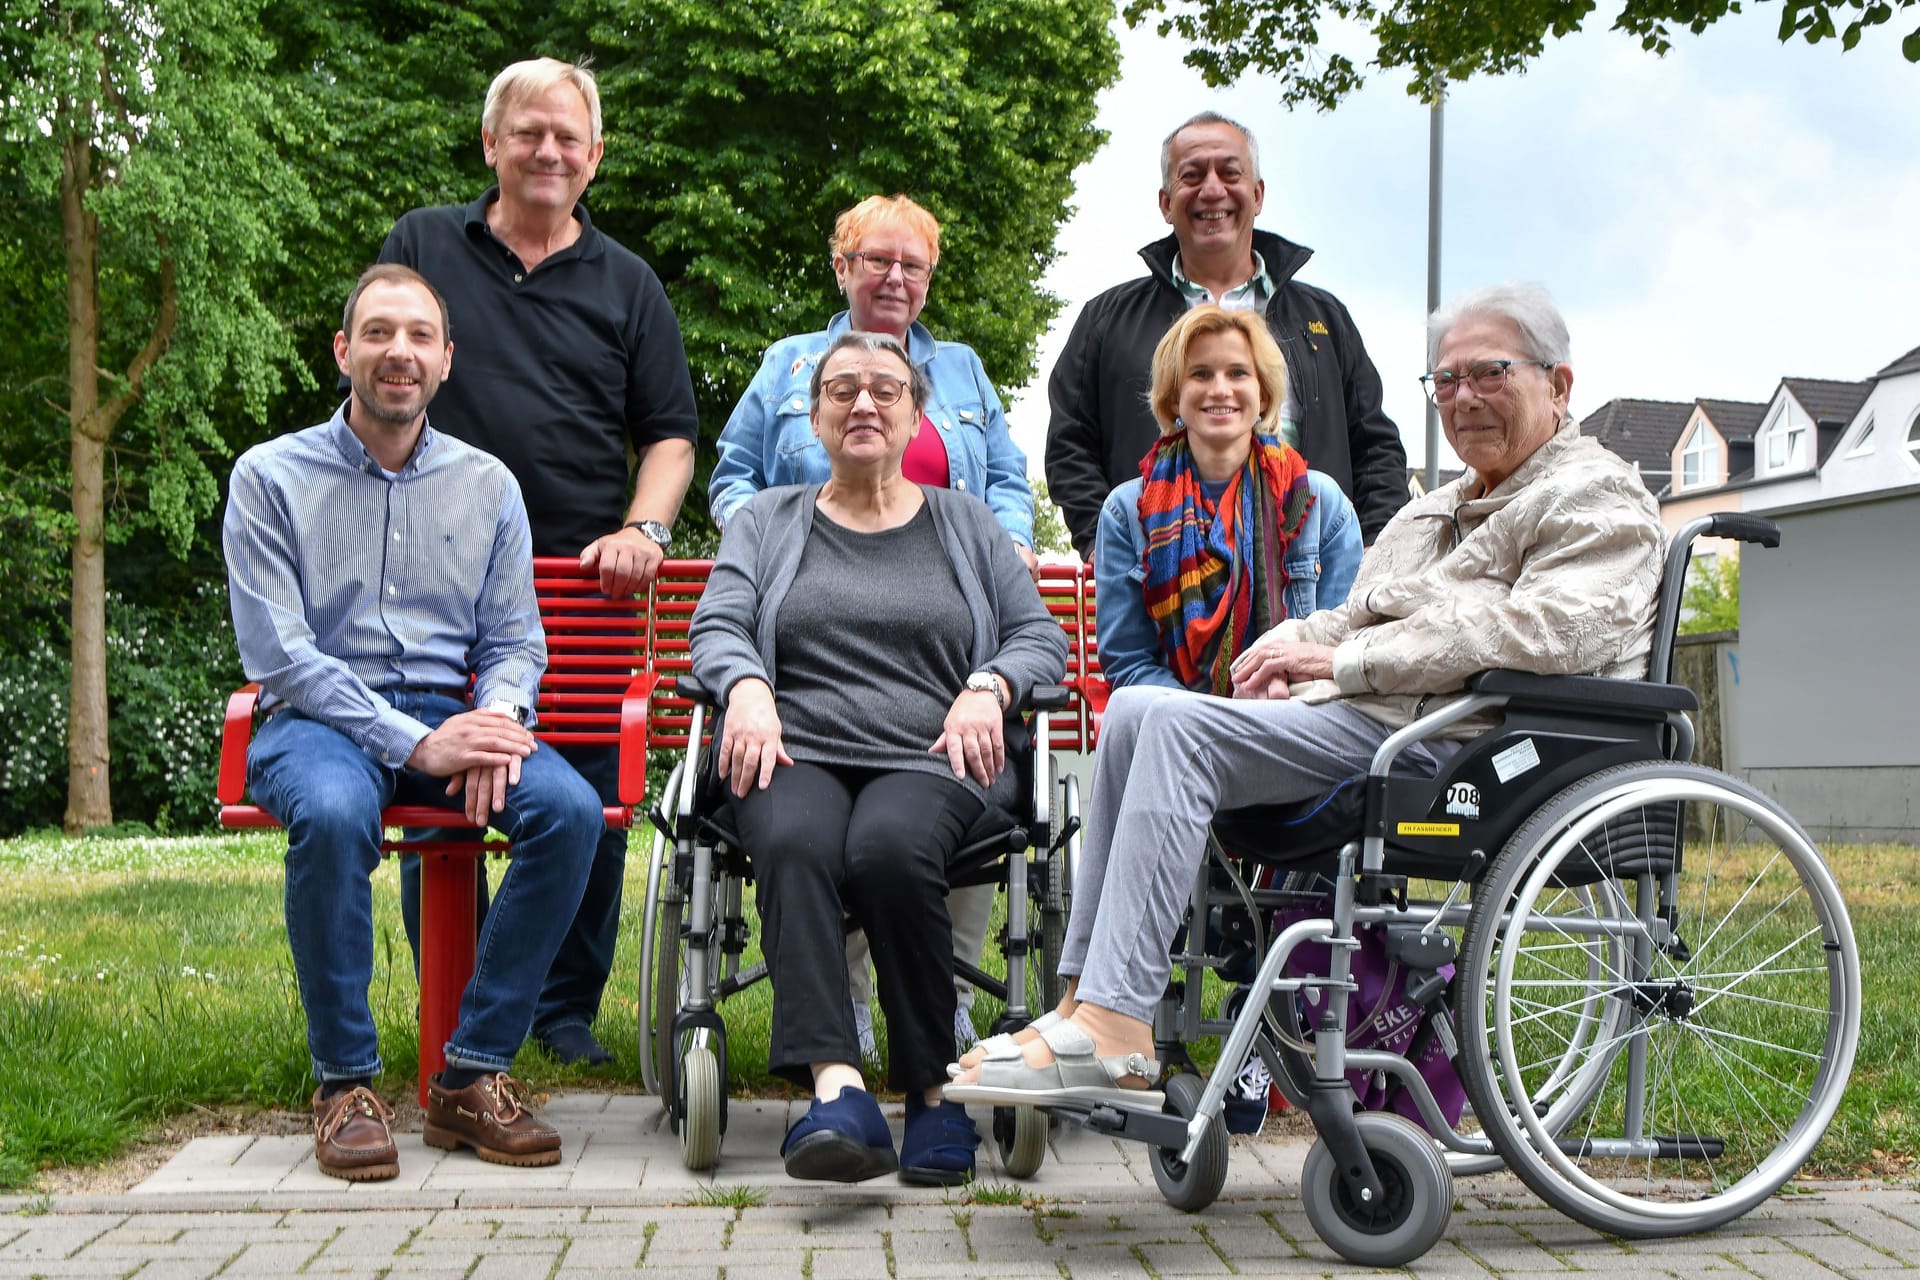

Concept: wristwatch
[[626, 519, 673, 548], [965, 671, 1008, 711], [484, 699, 528, 725]]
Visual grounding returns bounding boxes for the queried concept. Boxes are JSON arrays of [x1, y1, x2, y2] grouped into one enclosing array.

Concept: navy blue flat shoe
[[900, 1093, 979, 1187], [781, 1086, 899, 1183]]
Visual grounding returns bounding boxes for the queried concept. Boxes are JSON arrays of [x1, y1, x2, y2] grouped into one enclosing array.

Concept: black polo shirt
[[375, 190, 699, 557]]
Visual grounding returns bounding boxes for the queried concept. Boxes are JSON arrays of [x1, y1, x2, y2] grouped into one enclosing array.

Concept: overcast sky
[[1003, 14, 1920, 472]]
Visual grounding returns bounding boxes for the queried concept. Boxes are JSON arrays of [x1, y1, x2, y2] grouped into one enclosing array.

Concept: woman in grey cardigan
[[689, 331, 1067, 1187]]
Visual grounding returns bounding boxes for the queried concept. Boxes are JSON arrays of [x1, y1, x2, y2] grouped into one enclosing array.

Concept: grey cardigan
[[690, 485, 1068, 712]]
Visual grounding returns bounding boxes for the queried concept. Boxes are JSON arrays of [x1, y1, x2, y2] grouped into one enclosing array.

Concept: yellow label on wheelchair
[[1396, 821, 1461, 837]]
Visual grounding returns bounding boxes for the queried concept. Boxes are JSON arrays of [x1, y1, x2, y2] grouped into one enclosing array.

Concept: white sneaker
[[953, 1006, 979, 1053], [1233, 1052, 1273, 1101], [851, 1000, 878, 1062]]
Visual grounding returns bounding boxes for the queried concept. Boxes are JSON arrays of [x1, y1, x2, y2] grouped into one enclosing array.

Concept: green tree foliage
[[1029, 477, 1076, 557], [573, 0, 1120, 517], [1121, 0, 1920, 109], [0, 0, 1121, 833], [2, 0, 321, 828], [1679, 553, 1740, 634]]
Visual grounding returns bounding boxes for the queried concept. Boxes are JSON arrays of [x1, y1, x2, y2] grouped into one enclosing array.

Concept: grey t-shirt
[[773, 504, 980, 793]]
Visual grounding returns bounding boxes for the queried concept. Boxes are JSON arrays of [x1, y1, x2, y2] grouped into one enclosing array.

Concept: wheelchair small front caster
[[993, 1105, 1048, 1178], [678, 1040, 723, 1171], [1301, 1112, 1452, 1267], [1149, 1072, 1229, 1212]]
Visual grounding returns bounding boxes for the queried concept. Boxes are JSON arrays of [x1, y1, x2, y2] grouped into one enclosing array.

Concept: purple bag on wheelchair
[[1276, 897, 1467, 1134]]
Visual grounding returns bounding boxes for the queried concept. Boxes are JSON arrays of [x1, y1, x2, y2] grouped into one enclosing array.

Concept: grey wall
[[1737, 491, 1920, 840]]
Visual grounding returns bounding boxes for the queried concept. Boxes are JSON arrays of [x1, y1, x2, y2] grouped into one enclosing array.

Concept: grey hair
[[808, 331, 930, 413], [1426, 282, 1572, 370], [483, 57, 602, 144], [1160, 111, 1262, 191]]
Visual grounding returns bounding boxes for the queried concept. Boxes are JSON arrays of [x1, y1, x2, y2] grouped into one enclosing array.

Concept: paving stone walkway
[[3, 1095, 1915, 1278]]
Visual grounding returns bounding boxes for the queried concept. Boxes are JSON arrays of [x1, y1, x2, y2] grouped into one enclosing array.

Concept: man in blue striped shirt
[[224, 264, 601, 1181]]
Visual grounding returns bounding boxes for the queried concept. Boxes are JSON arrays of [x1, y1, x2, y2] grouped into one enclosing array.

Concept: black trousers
[[729, 761, 983, 1094]]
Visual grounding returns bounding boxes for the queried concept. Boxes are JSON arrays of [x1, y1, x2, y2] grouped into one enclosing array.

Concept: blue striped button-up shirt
[[223, 404, 546, 768]]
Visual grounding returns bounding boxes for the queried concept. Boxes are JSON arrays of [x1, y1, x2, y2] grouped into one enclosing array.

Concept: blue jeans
[[247, 691, 601, 1083], [397, 742, 625, 1039]]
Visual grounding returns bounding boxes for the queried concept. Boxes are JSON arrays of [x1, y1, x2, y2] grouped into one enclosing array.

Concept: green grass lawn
[[0, 830, 1913, 1191]]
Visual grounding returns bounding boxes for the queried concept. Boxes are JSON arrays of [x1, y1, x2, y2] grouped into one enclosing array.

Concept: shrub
[[0, 584, 239, 836]]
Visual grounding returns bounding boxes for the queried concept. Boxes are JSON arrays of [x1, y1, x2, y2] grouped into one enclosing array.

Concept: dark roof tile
[[1780, 377, 1872, 428], [1873, 344, 1920, 380], [1579, 398, 1694, 472], [1694, 399, 1767, 441]]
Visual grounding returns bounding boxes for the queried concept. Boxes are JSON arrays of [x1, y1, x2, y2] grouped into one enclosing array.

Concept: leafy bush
[[1679, 554, 1740, 635], [0, 584, 239, 836]]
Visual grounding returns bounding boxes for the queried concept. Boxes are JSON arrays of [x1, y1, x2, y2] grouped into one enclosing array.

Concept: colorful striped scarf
[[1137, 431, 1314, 695]]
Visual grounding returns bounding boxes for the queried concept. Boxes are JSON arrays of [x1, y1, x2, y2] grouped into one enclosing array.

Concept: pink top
[[901, 413, 950, 487]]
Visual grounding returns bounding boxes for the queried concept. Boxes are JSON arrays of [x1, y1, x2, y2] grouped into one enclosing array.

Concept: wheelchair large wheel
[[1149, 1072, 1229, 1212], [678, 1035, 723, 1171], [1458, 761, 1860, 1238], [1448, 876, 1633, 1180], [649, 888, 685, 1103], [636, 793, 679, 1099], [1040, 770, 1079, 1010], [1301, 1112, 1453, 1267]]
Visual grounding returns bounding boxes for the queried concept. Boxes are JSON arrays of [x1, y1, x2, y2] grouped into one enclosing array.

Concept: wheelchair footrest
[[1060, 1101, 1188, 1150]]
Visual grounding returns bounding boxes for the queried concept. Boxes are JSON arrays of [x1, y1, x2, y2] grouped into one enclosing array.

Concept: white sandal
[[945, 1010, 1063, 1080], [943, 1018, 1164, 1110]]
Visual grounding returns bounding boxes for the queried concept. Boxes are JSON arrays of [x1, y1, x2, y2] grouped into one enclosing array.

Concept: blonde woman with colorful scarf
[[1093, 305, 1361, 696]]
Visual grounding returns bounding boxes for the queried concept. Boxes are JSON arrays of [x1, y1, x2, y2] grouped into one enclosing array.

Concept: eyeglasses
[[842, 251, 934, 284], [821, 376, 907, 408], [1419, 359, 1556, 403]]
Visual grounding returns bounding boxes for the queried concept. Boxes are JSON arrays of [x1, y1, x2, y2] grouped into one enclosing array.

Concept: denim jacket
[[709, 312, 1034, 545], [1093, 471, 1363, 691]]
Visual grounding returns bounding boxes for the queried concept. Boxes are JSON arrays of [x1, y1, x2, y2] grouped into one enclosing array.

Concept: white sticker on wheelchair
[[1491, 736, 1541, 783]]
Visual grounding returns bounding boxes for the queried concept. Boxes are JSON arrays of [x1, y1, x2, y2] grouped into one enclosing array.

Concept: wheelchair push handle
[[1704, 513, 1780, 548]]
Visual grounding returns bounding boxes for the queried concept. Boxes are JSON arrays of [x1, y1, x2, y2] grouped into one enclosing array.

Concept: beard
[[352, 368, 439, 426]]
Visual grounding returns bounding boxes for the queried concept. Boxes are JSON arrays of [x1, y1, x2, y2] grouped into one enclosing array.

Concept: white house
[[1726, 349, 1919, 841]]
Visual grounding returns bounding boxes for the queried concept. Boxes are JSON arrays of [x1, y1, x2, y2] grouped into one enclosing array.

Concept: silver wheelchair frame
[[637, 677, 1079, 1173], [1020, 514, 1862, 1267]]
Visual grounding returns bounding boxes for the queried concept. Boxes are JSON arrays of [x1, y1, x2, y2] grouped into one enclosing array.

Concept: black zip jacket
[[1044, 229, 1408, 556]]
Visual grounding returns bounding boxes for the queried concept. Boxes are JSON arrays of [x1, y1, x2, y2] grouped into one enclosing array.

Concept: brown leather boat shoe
[[312, 1086, 398, 1181], [422, 1072, 561, 1167]]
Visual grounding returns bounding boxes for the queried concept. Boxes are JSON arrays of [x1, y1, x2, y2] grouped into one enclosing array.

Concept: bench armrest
[[618, 671, 658, 808], [218, 684, 261, 805]]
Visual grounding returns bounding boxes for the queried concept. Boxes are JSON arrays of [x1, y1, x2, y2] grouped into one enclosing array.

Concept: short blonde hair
[[1148, 305, 1289, 436], [829, 194, 942, 265], [483, 58, 602, 144]]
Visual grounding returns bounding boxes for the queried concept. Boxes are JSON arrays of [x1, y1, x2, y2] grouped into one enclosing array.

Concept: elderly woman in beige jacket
[[948, 282, 1667, 1109]]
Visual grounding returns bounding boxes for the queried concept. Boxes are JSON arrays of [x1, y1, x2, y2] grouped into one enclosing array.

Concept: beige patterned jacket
[[1276, 419, 1666, 735]]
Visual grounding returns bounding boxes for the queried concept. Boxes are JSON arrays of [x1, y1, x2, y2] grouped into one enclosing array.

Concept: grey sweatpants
[[1063, 686, 1456, 1023]]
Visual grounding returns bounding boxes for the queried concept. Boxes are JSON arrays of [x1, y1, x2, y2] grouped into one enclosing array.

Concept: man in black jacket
[[1045, 112, 1408, 555]]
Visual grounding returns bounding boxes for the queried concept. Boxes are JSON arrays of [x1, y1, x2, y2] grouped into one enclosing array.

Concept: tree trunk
[[62, 123, 112, 834]]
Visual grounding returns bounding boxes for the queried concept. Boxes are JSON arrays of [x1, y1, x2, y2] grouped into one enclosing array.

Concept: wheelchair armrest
[[1025, 683, 1072, 713], [1467, 669, 1698, 716], [674, 673, 717, 706]]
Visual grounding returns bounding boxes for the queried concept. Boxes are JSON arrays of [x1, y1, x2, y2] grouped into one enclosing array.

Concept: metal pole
[[1423, 75, 1445, 492]]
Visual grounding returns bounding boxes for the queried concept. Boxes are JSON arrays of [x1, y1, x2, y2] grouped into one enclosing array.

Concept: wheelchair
[[637, 675, 1080, 1173], [1017, 513, 1861, 1267]]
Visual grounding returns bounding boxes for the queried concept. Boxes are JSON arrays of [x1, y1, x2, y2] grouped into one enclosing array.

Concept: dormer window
[[1759, 403, 1810, 475], [1767, 421, 1807, 470], [1680, 423, 1719, 489]]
